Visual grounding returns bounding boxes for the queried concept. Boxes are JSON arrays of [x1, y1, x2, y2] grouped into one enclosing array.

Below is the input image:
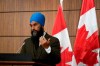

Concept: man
[[20, 12, 61, 66]]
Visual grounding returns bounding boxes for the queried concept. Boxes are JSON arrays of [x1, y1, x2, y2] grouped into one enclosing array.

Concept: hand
[[39, 36, 50, 48]]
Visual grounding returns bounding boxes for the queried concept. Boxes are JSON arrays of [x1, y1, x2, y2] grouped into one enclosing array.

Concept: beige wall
[[0, 0, 100, 53]]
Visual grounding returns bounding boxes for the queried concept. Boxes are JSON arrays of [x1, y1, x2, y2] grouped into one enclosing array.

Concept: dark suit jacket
[[20, 33, 61, 66]]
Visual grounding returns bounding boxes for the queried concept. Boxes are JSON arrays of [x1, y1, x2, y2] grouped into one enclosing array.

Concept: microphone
[[16, 42, 25, 53]]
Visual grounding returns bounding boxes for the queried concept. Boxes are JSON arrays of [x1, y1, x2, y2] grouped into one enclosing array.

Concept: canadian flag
[[52, 5, 74, 66], [74, 0, 99, 66]]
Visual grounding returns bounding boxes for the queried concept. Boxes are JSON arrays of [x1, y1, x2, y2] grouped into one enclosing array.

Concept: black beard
[[31, 27, 44, 41], [31, 27, 44, 50]]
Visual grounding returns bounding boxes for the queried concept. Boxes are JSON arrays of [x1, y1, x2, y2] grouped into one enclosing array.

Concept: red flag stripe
[[52, 5, 66, 35], [80, 0, 94, 15]]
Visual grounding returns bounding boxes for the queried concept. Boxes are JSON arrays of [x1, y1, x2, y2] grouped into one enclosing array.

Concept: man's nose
[[31, 26, 35, 30]]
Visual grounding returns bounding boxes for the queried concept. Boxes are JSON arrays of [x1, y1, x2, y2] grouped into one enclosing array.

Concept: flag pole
[[60, 0, 63, 10]]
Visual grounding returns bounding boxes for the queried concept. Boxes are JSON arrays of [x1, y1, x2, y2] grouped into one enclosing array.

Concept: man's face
[[30, 21, 44, 37], [30, 21, 41, 31]]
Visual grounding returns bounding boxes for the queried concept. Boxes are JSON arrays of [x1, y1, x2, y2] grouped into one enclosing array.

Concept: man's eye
[[34, 23, 37, 26]]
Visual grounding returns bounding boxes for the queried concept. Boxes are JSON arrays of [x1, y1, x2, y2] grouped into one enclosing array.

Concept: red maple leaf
[[74, 25, 99, 66]]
